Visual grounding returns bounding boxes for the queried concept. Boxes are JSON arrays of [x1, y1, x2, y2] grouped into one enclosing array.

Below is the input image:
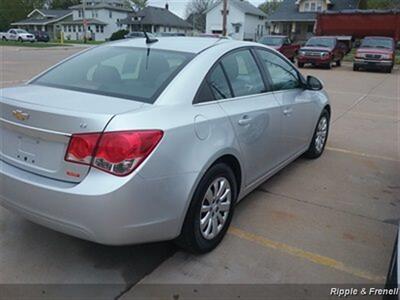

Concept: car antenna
[[143, 30, 158, 44]]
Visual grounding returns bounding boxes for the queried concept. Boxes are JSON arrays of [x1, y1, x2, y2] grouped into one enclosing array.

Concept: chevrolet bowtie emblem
[[12, 109, 30, 121]]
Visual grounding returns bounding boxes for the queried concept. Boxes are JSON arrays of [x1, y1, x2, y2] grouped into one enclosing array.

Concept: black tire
[[176, 163, 237, 254], [325, 62, 332, 69], [386, 67, 393, 74], [304, 109, 330, 159], [1, 37, 6, 41], [353, 65, 359, 71], [336, 59, 341, 67], [18, 37, 23, 43], [298, 62, 304, 68]]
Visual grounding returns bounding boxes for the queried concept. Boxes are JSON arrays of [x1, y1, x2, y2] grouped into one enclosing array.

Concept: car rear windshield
[[306, 38, 335, 48], [258, 37, 283, 46], [33, 46, 194, 103], [361, 38, 393, 49]]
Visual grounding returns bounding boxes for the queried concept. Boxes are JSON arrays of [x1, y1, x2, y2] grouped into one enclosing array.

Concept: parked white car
[[1, 29, 35, 42]]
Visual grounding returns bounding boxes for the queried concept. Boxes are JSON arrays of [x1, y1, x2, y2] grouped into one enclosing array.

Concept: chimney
[[165, 2, 169, 10]]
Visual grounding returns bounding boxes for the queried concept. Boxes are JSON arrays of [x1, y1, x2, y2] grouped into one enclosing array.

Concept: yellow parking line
[[228, 227, 385, 283], [326, 146, 400, 162]]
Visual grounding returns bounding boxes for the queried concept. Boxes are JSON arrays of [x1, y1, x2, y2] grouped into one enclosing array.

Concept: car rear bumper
[[0, 159, 198, 245], [354, 59, 393, 68]]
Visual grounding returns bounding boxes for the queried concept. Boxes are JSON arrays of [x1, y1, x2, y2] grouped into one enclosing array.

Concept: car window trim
[[193, 46, 272, 105]]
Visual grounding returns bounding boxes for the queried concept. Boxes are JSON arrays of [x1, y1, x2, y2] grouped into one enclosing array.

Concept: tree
[[185, 0, 216, 32], [123, 0, 147, 11], [50, 0, 80, 9], [258, 0, 281, 15], [359, 0, 400, 9], [0, 0, 46, 31]]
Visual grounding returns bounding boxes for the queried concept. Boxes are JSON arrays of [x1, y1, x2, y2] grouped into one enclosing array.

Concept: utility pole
[[83, 0, 87, 43], [222, 0, 228, 36]]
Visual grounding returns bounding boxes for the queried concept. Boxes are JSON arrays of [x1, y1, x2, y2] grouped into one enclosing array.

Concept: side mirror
[[306, 75, 323, 91]]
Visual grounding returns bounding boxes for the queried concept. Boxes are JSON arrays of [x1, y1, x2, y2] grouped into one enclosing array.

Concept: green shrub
[[109, 29, 129, 41]]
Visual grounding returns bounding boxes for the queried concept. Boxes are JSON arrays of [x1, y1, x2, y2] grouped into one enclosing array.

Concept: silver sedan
[[0, 37, 330, 253]]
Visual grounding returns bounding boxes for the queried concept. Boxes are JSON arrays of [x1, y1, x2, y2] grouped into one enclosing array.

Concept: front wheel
[[1, 37, 6, 41], [353, 65, 359, 71], [298, 62, 304, 68], [176, 163, 237, 253], [304, 109, 330, 159], [336, 59, 341, 67], [18, 37, 23, 43]]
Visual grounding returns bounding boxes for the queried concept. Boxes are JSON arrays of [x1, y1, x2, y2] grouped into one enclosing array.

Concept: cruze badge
[[12, 109, 30, 121]]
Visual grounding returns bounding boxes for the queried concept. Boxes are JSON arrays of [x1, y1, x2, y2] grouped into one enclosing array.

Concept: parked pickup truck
[[354, 36, 396, 73], [297, 36, 345, 69], [1, 28, 35, 42], [258, 35, 300, 62]]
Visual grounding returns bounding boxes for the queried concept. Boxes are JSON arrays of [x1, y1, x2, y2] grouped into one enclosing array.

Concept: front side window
[[33, 46, 194, 103], [220, 50, 265, 97], [256, 49, 301, 91]]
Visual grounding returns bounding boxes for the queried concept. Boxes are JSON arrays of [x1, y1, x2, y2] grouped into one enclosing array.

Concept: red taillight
[[65, 130, 163, 176]]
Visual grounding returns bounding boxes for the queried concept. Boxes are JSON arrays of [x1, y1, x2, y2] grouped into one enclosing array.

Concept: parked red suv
[[297, 36, 345, 69], [353, 36, 396, 73], [258, 35, 300, 62]]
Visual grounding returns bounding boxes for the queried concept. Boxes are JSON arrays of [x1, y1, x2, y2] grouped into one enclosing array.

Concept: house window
[[317, 3, 322, 11], [96, 25, 99, 33], [101, 25, 104, 33], [73, 25, 76, 32], [310, 2, 316, 11], [304, 2, 310, 11], [109, 11, 112, 18], [307, 24, 314, 33], [78, 10, 83, 18]]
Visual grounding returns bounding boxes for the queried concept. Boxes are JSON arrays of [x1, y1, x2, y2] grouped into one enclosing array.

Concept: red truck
[[258, 35, 300, 62], [353, 36, 396, 73], [297, 36, 346, 69]]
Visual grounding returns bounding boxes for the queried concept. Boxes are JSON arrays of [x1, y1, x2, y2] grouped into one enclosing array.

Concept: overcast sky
[[147, 0, 267, 18]]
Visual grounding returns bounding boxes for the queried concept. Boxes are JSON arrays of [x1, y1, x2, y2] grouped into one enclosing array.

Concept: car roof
[[262, 35, 286, 38], [109, 37, 233, 54], [364, 36, 394, 40]]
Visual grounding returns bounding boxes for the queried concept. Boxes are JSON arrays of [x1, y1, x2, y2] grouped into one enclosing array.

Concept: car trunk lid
[[0, 85, 145, 183]]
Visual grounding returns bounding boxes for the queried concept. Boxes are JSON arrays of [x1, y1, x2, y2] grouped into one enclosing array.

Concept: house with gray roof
[[11, 9, 73, 39], [205, 0, 267, 41], [61, 0, 133, 41], [268, 0, 360, 42], [119, 4, 192, 34]]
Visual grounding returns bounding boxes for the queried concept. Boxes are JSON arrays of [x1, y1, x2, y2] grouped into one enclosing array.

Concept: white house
[[205, 0, 267, 41], [60, 0, 132, 41]]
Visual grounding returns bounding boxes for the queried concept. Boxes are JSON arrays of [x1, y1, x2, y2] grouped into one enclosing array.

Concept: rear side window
[[256, 49, 301, 91], [220, 50, 266, 97], [207, 64, 232, 100], [33, 46, 194, 103]]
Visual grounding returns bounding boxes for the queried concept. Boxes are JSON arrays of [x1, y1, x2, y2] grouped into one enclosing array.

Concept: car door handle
[[238, 116, 252, 126], [283, 108, 293, 116]]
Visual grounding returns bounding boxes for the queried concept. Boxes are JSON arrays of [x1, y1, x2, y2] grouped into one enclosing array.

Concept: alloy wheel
[[315, 116, 328, 153], [199, 177, 231, 240]]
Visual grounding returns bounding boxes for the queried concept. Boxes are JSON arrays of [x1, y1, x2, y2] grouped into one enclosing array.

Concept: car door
[[255, 48, 316, 161], [9, 30, 17, 40], [211, 49, 283, 185], [281, 38, 291, 58]]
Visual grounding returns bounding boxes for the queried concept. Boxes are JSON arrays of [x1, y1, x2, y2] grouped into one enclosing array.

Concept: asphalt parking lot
[[0, 46, 399, 298]]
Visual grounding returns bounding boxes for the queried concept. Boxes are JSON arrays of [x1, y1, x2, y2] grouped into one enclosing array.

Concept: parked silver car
[[0, 37, 330, 253]]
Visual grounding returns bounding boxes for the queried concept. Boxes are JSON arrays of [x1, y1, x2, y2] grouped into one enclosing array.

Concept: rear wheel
[[386, 66, 393, 74], [1, 37, 6, 41], [18, 37, 23, 43], [336, 59, 341, 67], [353, 65, 359, 71], [304, 109, 330, 159], [176, 163, 237, 253]]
